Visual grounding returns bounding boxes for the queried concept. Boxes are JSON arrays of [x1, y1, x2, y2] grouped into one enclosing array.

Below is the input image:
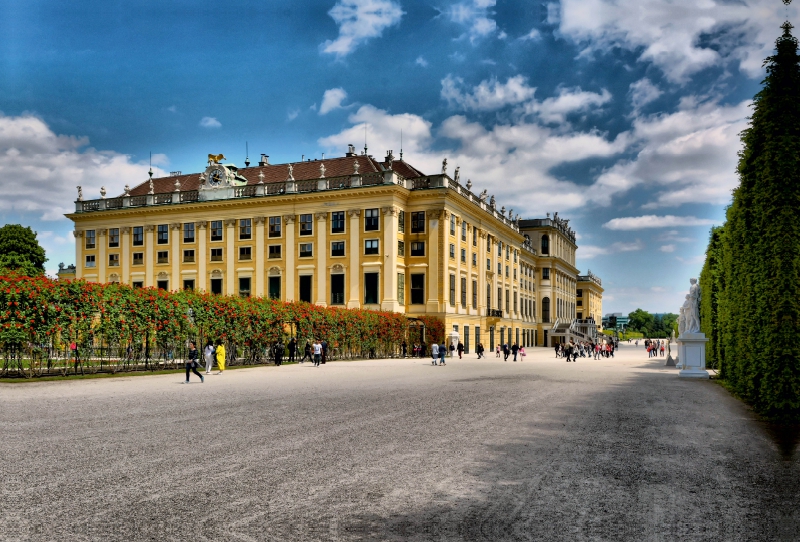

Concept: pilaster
[[225, 218, 236, 295], [144, 225, 155, 287], [284, 214, 296, 301], [98, 229, 107, 283], [196, 222, 207, 292], [347, 209, 361, 308], [381, 206, 400, 312], [254, 216, 266, 297], [73, 230, 84, 280], [171, 223, 181, 291], [315, 212, 327, 306], [121, 227, 130, 284], [426, 210, 442, 312]]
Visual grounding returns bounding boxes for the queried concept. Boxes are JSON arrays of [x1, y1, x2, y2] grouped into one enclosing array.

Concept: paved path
[[2, 344, 798, 541]]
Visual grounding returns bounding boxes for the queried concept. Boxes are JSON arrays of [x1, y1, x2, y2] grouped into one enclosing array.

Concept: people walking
[[215, 340, 226, 374], [203, 341, 215, 374], [184, 341, 204, 383], [287, 338, 297, 363], [311, 339, 322, 366], [301, 341, 311, 363], [439, 341, 447, 365], [511, 343, 519, 361], [476, 342, 484, 359], [519, 345, 525, 360], [321, 339, 328, 364], [431, 342, 439, 365], [457, 341, 464, 359], [496, 345, 501, 358], [273, 339, 285, 366], [503, 343, 509, 361], [402, 341, 407, 358]]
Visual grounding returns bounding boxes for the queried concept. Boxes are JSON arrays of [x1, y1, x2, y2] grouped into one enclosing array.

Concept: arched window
[[542, 297, 550, 323], [541, 234, 549, 254]]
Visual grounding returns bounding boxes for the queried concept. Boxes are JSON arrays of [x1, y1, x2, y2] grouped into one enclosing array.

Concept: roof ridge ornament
[[76, 186, 83, 201], [441, 157, 448, 175], [287, 163, 294, 181]]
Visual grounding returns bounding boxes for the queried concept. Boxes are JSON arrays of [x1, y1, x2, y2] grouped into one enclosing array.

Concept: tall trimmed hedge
[[699, 23, 800, 420]]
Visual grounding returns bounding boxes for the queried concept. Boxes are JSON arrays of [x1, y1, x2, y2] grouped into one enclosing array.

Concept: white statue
[[258, 172, 264, 185], [683, 278, 701, 333], [466, 179, 472, 190], [479, 189, 487, 201], [123, 184, 130, 196], [148, 178, 154, 195], [76, 186, 83, 201], [454, 166, 460, 183], [100, 186, 107, 199], [319, 163, 326, 178], [508, 208, 513, 218], [287, 163, 294, 181], [678, 306, 686, 336], [353, 160, 360, 175], [489, 195, 495, 208], [441, 157, 448, 175]]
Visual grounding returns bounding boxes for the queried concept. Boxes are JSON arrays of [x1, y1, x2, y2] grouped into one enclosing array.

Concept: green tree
[[627, 308, 654, 333], [701, 22, 800, 420], [0, 224, 47, 276]]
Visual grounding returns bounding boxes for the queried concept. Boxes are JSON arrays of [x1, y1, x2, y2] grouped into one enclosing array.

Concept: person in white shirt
[[431, 342, 439, 365], [313, 340, 323, 367], [203, 341, 215, 375]]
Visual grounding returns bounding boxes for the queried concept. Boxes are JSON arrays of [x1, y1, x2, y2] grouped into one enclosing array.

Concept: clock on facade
[[208, 168, 224, 187]]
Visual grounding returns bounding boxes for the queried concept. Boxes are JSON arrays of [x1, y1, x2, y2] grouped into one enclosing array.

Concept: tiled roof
[[126, 155, 426, 197]]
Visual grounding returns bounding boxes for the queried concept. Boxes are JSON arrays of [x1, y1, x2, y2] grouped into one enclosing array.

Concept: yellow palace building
[[66, 146, 601, 349]]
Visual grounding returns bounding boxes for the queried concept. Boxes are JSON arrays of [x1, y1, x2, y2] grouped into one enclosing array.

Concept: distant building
[[56, 263, 76, 281], [602, 312, 629, 331], [66, 146, 601, 348]]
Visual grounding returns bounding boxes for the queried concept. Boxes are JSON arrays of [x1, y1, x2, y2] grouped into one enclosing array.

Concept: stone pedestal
[[665, 340, 677, 367], [677, 333, 709, 378]]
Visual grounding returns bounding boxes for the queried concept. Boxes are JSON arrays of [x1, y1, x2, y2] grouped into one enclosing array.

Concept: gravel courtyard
[[2, 344, 798, 541]]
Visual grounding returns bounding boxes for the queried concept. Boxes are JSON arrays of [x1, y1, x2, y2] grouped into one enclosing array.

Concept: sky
[[1, 0, 796, 314]]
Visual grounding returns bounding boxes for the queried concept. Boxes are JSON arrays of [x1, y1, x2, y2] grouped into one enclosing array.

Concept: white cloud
[[287, 108, 300, 122], [578, 239, 644, 259], [523, 86, 612, 124], [658, 230, 694, 243], [676, 254, 706, 265], [603, 215, 716, 230], [0, 114, 167, 221], [167, 105, 177, 113], [415, 56, 428, 67], [320, 103, 629, 214], [199, 117, 221, 128], [628, 78, 663, 111], [321, 0, 404, 58], [447, 0, 499, 42], [319, 88, 348, 115], [590, 98, 749, 207], [520, 28, 541, 41], [659, 244, 676, 253], [441, 74, 536, 111], [555, 0, 798, 83]]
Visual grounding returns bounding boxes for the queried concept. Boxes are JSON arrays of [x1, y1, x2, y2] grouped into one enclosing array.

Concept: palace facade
[[66, 147, 601, 349]]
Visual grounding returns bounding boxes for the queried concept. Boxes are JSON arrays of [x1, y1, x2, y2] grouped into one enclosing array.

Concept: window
[[331, 241, 345, 257], [299, 243, 313, 257], [397, 240, 405, 257], [514, 292, 518, 313], [472, 280, 478, 308], [449, 244, 455, 259], [109, 228, 119, 248], [331, 274, 345, 305], [331, 211, 345, 233], [365, 208, 379, 231], [183, 279, 195, 291], [514, 268, 517, 280], [498, 262, 501, 274], [133, 227, 143, 246], [411, 242, 425, 256], [365, 239, 379, 255], [472, 253, 477, 266], [398, 211, 405, 233], [542, 268, 550, 280], [506, 265, 509, 278], [157, 251, 169, 264], [449, 274, 456, 306], [269, 216, 281, 238], [487, 258, 491, 271], [461, 221, 467, 241], [239, 219, 252, 240], [487, 237, 491, 253], [157, 225, 168, 244], [498, 287, 503, 311], [506, 289, 510, 312], [211, 221, 223, 241], [577, 289, 583, 297], [85, 255, 96, 268], [299, 275, 312, 302], [85, 230, 96, 249], [108, 254, 119, 267], [411, 274, 425, 304], [450, 215, 456, 235], [364, 272, 379, 304], [541, 235, 549, 254], [411, 211, 425, 233], [133, 252, 143, 266], [210, 278, 222, 295], [132, 281, 143, 288], [300, 214, 313, 236], [461, 248, 466, 263], [461, 277, 467, 308], [506, 246, 510, 260], [542, 297, 550, 323], [239, 246, 252, 261], [398, 273, 405, 305], [183, 223, 195, 243], [268, 245, 281, 259], [211, 248, 223, 262], [239, 277, 251, 297], [487, 285, 492, 309], [157, 280, 168, 290], [268, 276, 281, 300], [498, 242, 502, 257], [577, 300, 583, 307], [183, 249, 195, 263], [473, 226, 477, 246], [514, 250, 518, 263]]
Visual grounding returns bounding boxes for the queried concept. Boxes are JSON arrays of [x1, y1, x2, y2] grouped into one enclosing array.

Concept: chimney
[[259, 154, 269, 166], [346, 144, 356, 157]]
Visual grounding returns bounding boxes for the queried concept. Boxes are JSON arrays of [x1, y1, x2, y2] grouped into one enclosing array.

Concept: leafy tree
[[627, 308, 654, 333], [0, 224, 47, 276], [700, 22, 800, 420]]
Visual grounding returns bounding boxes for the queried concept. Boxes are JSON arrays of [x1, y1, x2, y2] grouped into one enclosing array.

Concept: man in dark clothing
[[273, 340, 285, 366], [287, 338, 297, 363], [503, 343, 510, 361], [321, 340, 328, 364], [401, 341, 407, 357], [457, 341, 464, 359], [511, 343, 519, 361]]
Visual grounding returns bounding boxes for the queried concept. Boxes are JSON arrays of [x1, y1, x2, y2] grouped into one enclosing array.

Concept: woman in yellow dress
[[215, 340, 226, 374]]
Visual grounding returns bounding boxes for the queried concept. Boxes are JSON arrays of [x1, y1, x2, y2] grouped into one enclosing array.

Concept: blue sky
[[1, 0, 795, 314]]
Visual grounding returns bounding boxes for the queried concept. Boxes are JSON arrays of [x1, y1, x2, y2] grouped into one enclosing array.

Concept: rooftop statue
[[453, 166, 460, 183], [441, 157, 448, 175], [208, 153, 226, 164]]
